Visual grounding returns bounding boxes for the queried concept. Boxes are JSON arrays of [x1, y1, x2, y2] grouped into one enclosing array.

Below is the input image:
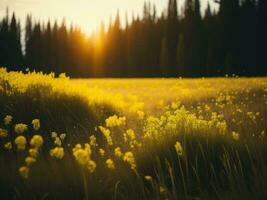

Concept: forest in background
[[0, 0, 266, 77]]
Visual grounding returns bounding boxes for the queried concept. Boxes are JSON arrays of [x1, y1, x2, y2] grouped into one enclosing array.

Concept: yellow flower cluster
[[123, 129, 139, 148], [54, 137, 62, 146], [89, 135, 98, 147], [123, 152, 136, 170], [60, 133, 66, 140], [73, 148, 90, 165], [51, 132, 63, 146], [31, 119, 40, 131], [232, 131, 240, 141], [87, 160, 97, 173], [50, 147, 64, 159], [14, 123, 28, 134], [145, 175, 152, 181], [30, 135, 44, 149], [105, 115, 126, 127], [174, 141, 183, 156], [19, 166, 29, 179], [137, 110, 145, 119], [15, 136, 27, 151], [114, 147, 123, 158], [51, 132, 58, 138], [16, 134, 44, 178], [3, 115, 12, 125], [143, 105, 228, 141], [72, 143, 96, 173], [0, 128, 8, 138], [99, 126, 113, 145], [25, 156, 36, 166], [99, 148, 105, 156], [106, 158, 115, 169], [29, 148, 39, 157], [4, 142, 12, 150]]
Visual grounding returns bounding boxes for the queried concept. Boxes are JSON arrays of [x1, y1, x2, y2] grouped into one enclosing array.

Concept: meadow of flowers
[[0, 68, 267, 200]]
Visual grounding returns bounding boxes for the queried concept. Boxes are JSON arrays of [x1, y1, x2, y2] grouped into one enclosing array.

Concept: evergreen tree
[[25, 15, 34, 69], [0, 9, 10, 67], [9, 13, 23, 69], [258, 0, 267, 74], [176, 34, 186, 76], [160, 37, 170, 76], [43, 21, 52, 72], [0, 0, 266, 77], [165, 0, 179, 76]]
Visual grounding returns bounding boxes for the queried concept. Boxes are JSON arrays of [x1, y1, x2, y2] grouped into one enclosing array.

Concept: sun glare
[[0, 0, 217, 35]]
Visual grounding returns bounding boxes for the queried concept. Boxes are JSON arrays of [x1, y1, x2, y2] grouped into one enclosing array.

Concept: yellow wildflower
[[30, 135, 43, 149], [137, 110, 145, 119], [126, 129, 136, 141], [84, 143, 92, 155], [72, 143, 96, 173], [260, 130, 265, 139], [50, 147, 64, 159], [123, 152, 136, 170], [205, 104, 211, 112], [3, 115, 12, 125], [105, 115, 126, 127], [232, 131, 240, 141], [99, 148, 105, 156], [31, 119, 40, 131], [29, 148, 38, 158], [171, 102, 179, 110], [174, 141, 183, 156], [14, 123, 28, 134], [54, 137, 62, 146], [51, 132, 58, 138], [87, 160, 96, 173], [19, 166, 29, 179], [4, 142, 12, 150], [106, 158, 115, 169], [114, 147, 123, 158], [15, 136, 27, 151], [25, 156, 36, 166], [99, 126, 113, 145], [73, 144, 82, 152], [59, 133, 66, 140], [73, 149, 90, 165], [59, 73, 68, 79], [0, 128, 8, 138], [159, 186, 166, 193], [89, 135, 98, 147], [145, 176, 152, 181]]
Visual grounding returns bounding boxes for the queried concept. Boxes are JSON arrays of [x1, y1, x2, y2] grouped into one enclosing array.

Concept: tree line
[[0, 0, 266, 77]]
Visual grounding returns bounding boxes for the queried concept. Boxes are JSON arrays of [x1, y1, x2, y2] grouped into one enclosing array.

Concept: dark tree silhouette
[[0, 0, 266, 77]]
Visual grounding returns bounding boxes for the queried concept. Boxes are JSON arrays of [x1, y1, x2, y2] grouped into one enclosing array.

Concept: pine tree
[[176, 34, 186, 76], [0, 8, 10, 67], [43, 21, 52, 71], [9, 13, 22, 69], [258, 0, 267, 73], [217, 0, 241, 75], [25, 15, 34, 69], [165, 0, 179, 75], [160, 37, 170, 76]]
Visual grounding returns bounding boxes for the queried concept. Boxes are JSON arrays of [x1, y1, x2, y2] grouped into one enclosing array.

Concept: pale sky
[[0, 0, 218, 35]]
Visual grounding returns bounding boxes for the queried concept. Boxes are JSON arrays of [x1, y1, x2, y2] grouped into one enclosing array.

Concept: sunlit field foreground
[[0, 68, 267, 200]]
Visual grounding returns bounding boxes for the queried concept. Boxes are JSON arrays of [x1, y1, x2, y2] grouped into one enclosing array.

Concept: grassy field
[[0, 68, 267, 200]]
